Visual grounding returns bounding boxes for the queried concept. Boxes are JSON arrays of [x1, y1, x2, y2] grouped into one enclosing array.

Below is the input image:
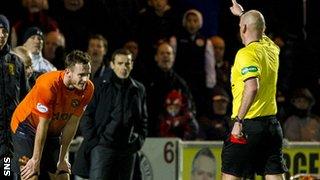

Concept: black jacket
[[0, 44, 27, 159], [73, 70, 148, 177]]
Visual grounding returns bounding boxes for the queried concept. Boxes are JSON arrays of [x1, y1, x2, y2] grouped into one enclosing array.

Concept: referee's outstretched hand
[[230, 0, 244, 16]]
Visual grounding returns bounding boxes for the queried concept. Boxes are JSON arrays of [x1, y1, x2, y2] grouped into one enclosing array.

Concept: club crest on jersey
[[71, 99, 80, 108], [6, 63, 15, 75], [36, 103, 48, 113]]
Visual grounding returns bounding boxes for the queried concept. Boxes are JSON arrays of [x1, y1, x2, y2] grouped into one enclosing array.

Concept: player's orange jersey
[[11, 71, 94, 136]]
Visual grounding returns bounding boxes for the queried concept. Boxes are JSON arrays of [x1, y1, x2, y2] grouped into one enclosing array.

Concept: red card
[[230, 134, 248, 144]]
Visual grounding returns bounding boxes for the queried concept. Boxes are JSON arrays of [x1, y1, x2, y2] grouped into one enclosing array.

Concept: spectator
[[43, 30, 66, 69], [11, 0, 59, 47], [0, 15, 27, 179], [87, 34, 108, 79], [23, 26, 56, 75], [174, 9, 216, 116], [198, 86, 230, 140], [210, 35, 231, 94], [144, 41, 197, 137], [73, 49, 147, 180], [283, 88, 320, 141], [137, 0, 181, 62], [13, 46, 34, 91], [123, 39, 144, 81], [159, 90, 198, 140], [49, 0, 92, 51]]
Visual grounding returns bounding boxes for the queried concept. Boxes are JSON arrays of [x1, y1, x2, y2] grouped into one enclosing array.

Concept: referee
[[221, 0, 288, 179]]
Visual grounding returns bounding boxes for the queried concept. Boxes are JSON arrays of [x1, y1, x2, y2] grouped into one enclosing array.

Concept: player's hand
[[230, 0, 244, 16], [56, 159, 71, 174], [231, 121, 243, 138], [21, 157, 39, 180]]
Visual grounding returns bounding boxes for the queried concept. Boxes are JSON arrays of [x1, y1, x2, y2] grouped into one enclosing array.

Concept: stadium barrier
[[140, 138, 320, 180]]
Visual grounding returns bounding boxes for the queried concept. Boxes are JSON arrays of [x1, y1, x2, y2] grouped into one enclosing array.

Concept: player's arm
[[230, 0, 244, 17], [21, 117, 51, 179], [57, 115, 81, 173], [231, 77, 258, 138], [237, 77, 259, 119]]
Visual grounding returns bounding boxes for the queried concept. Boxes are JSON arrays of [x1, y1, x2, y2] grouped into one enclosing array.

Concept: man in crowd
[[73, 49, 147, 180]]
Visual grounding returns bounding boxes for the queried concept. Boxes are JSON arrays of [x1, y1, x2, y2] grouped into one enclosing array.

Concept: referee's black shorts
[[221, 115, 288, 178]]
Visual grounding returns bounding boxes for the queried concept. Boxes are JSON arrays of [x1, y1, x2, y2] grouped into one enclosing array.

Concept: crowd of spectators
[[2, 0, 320, 142]]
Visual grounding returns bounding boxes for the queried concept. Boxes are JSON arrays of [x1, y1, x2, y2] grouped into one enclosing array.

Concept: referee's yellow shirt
[[231, 35, 279, 119]]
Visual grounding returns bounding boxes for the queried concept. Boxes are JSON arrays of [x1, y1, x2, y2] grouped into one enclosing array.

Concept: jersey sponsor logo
[[241, 66, 258, 75], [52, 112, 72, 121], [36, 103, 48, 113]]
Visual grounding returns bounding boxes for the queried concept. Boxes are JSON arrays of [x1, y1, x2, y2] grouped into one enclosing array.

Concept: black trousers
[[89, 145, 136, 180]]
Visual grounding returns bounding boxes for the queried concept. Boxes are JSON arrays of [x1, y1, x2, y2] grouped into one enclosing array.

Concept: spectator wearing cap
[[283, 88, 320, 141], [173, 9, 216, 117], [0, 15, 27, 177], [23, 26, 56, 75], [198, 86, 230, 140]]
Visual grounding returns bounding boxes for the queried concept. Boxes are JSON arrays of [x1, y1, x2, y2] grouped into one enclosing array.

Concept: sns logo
[[3, 157, 10, 176]]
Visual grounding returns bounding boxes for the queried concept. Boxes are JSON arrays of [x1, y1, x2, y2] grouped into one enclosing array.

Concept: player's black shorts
[[221, 115, 288, 178], [11, 130, 60, 174]]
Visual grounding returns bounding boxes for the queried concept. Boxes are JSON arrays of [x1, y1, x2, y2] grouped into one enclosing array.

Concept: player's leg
[[12, 130, 38, 180], [48, 172, 69, 180], [89, 145, 116, 179], [221, 121, 251, 180], [265, 174, 285, 180], [264, 117, 287, 180]]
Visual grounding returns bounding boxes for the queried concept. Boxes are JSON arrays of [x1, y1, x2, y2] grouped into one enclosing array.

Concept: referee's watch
[[235, 116, 243, 124]]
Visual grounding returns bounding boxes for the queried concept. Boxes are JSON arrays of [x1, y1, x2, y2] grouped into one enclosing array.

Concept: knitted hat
[[23, 27, 44, 43], [0, 15, 10, 32], [182, 9, 203, 28]]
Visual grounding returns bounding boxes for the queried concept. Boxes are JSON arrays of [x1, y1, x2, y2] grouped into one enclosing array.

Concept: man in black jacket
[[73, 49, 148, 180], [0, 14, 27, 178], [144, 41, 198, 138]]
